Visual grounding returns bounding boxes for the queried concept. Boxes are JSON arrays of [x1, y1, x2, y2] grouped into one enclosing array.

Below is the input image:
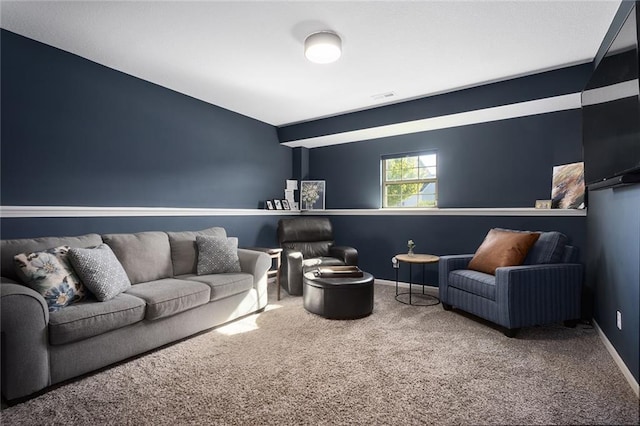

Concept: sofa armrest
[[237, 249, 271, 288], [329, 246, 358, 266], [495, 263, 584, 328], [1, 281, 51, 400], [280, 248, 304, 296]]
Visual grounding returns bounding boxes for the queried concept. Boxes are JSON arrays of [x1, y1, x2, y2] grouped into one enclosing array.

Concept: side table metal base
[[395, 290, 440, 306], [394, 254, 440, 306]]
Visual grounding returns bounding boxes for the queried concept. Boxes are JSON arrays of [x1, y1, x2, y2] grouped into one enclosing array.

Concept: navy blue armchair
[[439, 230, 583, 337]]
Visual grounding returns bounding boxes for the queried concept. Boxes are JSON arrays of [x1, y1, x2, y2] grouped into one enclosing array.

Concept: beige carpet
[[2, 282, 638, 425]]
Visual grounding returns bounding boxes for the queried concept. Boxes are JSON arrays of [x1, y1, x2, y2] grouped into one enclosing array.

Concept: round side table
[[393, 253, 440, 306]]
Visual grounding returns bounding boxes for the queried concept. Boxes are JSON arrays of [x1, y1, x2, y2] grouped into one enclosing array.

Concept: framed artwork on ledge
[[300, 180, 326, 210], [273, 199, 283, 210], [265, 200, 274, 210], [551, 162, 585, 209]]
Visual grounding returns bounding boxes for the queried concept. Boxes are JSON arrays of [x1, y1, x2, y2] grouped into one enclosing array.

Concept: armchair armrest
[[280, 248, 304, 296], [329, 246, 358, 266], [1, 281, 51, 400], [438, 255, 474, 299], [495, 263, 584, 328]]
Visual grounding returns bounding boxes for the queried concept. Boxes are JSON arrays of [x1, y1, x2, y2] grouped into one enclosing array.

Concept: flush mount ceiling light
[[304, 31, 342, 64]]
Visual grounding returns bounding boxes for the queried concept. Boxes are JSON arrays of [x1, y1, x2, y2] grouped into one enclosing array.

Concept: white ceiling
[[0, 1, 621, 126]]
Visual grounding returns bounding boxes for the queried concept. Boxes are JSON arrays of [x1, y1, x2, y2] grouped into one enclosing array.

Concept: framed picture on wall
[[265, 200, 274, 210], [300, 180, 326, 210], [281, 199, 291, 210], [273, 199, 283, 210]]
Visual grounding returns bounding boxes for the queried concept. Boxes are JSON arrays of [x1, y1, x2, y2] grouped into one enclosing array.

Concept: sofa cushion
[[68, 244, 132, 301], [102, 232, 173, 284], [196, 236, 241, 275], [14, 245, 86, 311], [181, 273, 254, 302], [48, 293, 146, 345], [167, 227, 227, 275], [124, 279, 210, 320], [468, 229, 540, 275], [1, 233, 102, 281], [448, 270, 497, 301]]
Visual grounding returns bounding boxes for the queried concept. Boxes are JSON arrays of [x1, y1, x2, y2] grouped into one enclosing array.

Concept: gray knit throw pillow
[[196, 236, 241, 275], [69, 244, 131, 301]]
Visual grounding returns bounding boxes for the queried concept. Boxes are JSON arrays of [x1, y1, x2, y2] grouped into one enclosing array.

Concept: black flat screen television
[[581, 3, 640, 189]]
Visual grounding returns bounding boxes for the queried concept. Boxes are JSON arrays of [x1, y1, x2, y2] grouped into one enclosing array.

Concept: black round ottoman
[[303, 270, 374, 319]]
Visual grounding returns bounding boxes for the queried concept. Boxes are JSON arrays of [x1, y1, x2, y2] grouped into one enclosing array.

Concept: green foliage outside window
[[383, 153, 437, 208]]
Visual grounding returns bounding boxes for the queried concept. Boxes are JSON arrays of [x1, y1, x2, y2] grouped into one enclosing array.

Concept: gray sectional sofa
[[0, 227, 270, 400]]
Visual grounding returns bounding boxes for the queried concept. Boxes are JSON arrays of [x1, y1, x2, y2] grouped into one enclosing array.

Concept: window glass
[[382, 152, 437, 208]]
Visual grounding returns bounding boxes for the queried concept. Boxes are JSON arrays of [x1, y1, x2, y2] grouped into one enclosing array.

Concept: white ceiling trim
[[582, 80, 640, 106], [282, 93, 582, 149]]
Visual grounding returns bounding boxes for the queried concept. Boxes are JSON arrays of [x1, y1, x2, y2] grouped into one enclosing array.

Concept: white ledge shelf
[[0, 206, 300, 218], [1, 206, 586, 218], [305, 208, 586, 217]]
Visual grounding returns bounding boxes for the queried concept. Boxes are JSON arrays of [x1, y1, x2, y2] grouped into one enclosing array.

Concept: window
[[382, 152, 437, 208]]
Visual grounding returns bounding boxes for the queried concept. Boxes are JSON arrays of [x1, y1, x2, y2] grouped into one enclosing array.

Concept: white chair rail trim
[[1, 206, 586, 218]]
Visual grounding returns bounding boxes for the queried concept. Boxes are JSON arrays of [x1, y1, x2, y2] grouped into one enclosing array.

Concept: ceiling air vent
[[371, 92, 395, 100]]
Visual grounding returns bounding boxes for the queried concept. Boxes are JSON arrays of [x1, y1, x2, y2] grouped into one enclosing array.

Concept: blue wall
[[0, 28, 588, 282], [587, 186, 640, 383], [1, 29, 291, 209], [584, 1, 639, 384], [308, 109, 582, 209], [1, 215, 287, 249]]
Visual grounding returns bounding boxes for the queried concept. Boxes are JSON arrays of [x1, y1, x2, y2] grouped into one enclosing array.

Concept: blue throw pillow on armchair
[[523, 231, 568, 264]]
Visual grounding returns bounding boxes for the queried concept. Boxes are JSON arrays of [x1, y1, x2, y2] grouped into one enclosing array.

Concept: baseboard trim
[[593, 319, 640, 398]]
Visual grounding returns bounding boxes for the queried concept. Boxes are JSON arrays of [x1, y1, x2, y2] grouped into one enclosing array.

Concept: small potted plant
[[407, 239, 415, 256]]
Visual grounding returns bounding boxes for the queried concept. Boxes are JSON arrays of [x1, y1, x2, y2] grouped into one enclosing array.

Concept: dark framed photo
[[281, 199, 291, 210], [265, 200, 274, 210], [273, 199, 283, 210], [535, 199, 552, 209]]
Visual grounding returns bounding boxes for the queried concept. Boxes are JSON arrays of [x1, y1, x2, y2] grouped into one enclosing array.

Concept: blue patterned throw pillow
[[14, 245, 87, 312], [196, 236, 241, 275], [68, 244, 131, 301]]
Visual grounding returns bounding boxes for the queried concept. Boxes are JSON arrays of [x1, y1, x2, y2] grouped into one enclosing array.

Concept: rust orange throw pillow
[[468, 229, 541, 275]]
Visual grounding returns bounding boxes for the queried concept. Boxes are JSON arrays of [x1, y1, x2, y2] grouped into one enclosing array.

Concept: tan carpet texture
[[2, 283, 638, 425]]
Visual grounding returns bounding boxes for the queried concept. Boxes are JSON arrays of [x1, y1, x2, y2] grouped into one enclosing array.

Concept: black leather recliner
[[277, 217, 358, 296]]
